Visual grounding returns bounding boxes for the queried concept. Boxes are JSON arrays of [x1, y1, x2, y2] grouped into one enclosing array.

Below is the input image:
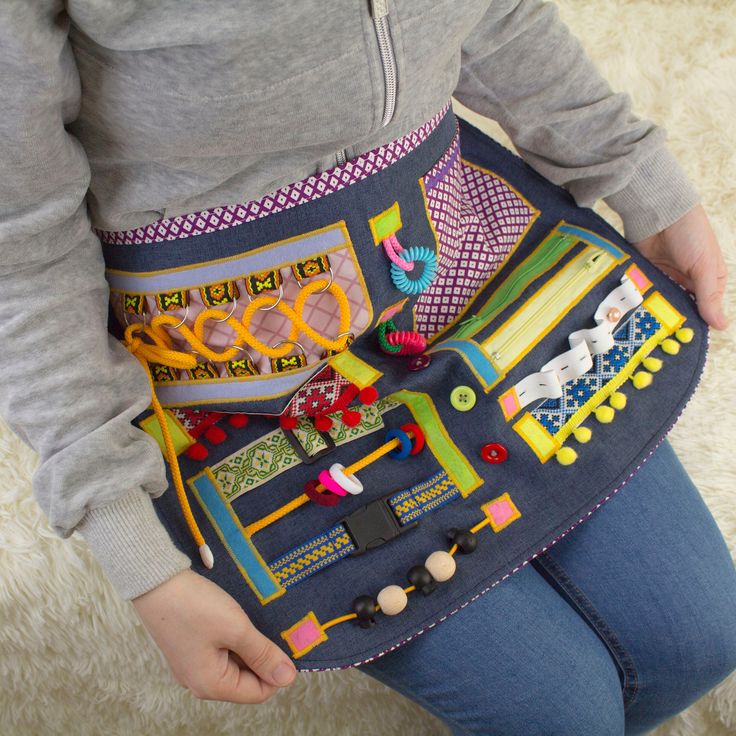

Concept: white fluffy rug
[[1, 2, 734, 734]]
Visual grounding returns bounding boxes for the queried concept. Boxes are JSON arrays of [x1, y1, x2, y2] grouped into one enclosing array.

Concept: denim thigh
[[359, 440, 736, 736]]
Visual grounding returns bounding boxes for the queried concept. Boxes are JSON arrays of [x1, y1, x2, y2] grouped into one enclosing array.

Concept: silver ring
[[154, 303, 189, 329], [227, 344, 257, 364], [211, 296, 238, 323], [297, 267, 334, 294], [271, 339, 306, 356], [247, 284, 283, 312], [123, 310, 148, 327]]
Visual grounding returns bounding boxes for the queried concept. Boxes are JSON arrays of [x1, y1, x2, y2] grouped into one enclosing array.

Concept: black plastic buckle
[[282, 418, 336, 465], [342, 494, 418, 557]]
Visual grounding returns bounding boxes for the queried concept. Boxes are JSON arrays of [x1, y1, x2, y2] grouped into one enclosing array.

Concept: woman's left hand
[[633, 204, 729, 330]]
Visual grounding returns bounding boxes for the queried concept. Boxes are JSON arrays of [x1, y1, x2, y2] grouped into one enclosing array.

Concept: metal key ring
[[297, 267, 334, 294], [153, 304, 189, 329], [123, 310, 148, 327], [271, 339, 306, 356], [211, 296, 238, 323], [227, 344, 257, 365], [247, 284, 284, 312]]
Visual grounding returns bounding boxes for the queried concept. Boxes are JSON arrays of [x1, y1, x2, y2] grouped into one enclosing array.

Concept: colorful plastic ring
[[481, 442, 508, 464], [329, 463, 364, 495], [400, 423, 425, 455], [305, 479, 340, 507], [385, 429, 413, 460], [390, 246, 437, 295], [377, 320, 403, 353], [318, 469, 349, 496]]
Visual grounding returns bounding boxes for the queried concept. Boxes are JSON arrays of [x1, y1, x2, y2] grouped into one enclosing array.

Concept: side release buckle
[[342, 494, 418, 557]]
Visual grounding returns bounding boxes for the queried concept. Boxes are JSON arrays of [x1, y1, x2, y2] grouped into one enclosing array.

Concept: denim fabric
[[101, 108, 709, 669], [361, 440, 736, 736]]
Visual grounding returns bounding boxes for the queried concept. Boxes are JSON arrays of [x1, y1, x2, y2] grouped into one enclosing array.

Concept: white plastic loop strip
[[509, 275, 643, 412]]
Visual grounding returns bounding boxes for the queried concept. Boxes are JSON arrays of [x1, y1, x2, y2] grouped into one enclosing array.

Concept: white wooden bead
[[377, 585, 408, 616], [425, 550, 456, 582]]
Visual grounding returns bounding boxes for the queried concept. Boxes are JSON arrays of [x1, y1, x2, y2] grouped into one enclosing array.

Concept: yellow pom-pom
[[556, 447, 578, 465], [642, 357, 663, 373], [632, 371, 653, 389], [595, 405, 615, 424], [676, 327, 694, 344], [609, 391, 627, 411], [661, 338, 680, 355], [573, 426, 592, 444]]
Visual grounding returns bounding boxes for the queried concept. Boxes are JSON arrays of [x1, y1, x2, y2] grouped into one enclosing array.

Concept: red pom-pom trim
[[186, 443, 209, 461], [314, 415, 333, 432], [341, 410, 362, 427], [280, 416, 298, 431], [228, 414, 249, 428], [205, 426, 227, 444], [358, 386, 379, 405]]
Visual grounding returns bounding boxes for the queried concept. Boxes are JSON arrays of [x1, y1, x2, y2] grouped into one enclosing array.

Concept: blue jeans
[[360, 439, 736, 735]]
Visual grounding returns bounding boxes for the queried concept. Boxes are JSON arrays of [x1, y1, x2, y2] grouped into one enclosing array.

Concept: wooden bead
[[425, 551, 456, 582], [377, 585, 408, 616]]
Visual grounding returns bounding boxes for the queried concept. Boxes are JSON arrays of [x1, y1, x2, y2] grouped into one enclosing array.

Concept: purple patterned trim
[[98, 103, 452, 246]]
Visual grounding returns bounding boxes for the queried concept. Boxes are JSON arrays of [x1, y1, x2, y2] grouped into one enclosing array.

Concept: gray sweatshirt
[[0, 0, 699, 601]]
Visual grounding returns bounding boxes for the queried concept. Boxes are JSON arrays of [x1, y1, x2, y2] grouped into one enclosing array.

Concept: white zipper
[[334, 0, 397, 167]]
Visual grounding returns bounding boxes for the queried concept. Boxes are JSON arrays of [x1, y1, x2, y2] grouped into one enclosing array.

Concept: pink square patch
[[482, 492, 522, 532], [281, 612, 328, 658]]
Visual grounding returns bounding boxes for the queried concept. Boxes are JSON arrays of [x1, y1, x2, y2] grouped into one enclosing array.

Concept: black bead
[[448, 528, 478, 554], [407, 565, 436, 596], [352, 595, 377, 629]]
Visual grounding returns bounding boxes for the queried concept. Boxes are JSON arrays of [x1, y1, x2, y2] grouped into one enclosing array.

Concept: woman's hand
[[132, 569, 297, 703], [633, 204, 729, 330]]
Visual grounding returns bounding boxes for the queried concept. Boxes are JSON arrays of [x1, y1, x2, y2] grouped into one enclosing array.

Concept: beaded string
[[121, 275, 353, 567], [243, 429, 418, 538], [321, 517, 490, 631]]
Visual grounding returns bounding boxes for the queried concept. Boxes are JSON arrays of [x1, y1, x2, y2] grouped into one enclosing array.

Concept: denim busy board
[[101, 107, 707, 670]]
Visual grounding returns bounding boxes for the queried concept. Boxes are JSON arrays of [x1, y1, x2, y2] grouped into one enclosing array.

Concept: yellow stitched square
[[281, 611, 328, 659], [482, 492, 522, 533], [140, 410, 194, 456], [368, 201, 402, 244]]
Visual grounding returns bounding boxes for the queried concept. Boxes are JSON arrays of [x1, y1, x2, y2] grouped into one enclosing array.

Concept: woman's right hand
[[132, 568, 297, 703]]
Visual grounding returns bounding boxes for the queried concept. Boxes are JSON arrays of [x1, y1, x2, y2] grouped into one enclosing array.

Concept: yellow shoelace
[[121, 277, 352, 568]]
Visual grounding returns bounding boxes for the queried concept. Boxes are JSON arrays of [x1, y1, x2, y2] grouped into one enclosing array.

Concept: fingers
[[689, 245, 729, 330], [228, 617, 298, 690]]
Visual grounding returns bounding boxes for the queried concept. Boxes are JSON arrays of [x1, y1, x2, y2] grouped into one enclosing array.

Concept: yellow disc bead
[[595, 405, 615, 424], [661, 338, 680, 355], [609, 391, 627, 411], [573, 426, 592, 444], [676, 327, 694, 344], [642, 357, 663, 373], [632, 371, 653, 389], [556, 447, 578, 466]]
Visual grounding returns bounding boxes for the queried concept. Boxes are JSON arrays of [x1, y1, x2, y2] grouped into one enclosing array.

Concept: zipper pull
[[371, 0, 389, 19]]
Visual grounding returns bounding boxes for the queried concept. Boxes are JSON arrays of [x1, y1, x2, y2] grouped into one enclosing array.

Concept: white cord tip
[[199, 544, 214, 569]]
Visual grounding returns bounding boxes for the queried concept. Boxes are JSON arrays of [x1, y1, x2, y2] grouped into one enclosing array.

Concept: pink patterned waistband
[[97, 102, 452, 246]]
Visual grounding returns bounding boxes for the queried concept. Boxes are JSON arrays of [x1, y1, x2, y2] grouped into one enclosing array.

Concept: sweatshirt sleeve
[[0, 1, 191, 600], [454, 0, 700, 242]]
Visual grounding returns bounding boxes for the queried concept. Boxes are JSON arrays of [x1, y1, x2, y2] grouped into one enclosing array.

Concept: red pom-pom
[[358, 386, 379, 405], [228, 413, 249, 428], [315, 415, 333, 432], [205, 426, 227, 444], [341, 410, 362, 427], [280, 415, 298, 431], [186, 443, 209, 461]]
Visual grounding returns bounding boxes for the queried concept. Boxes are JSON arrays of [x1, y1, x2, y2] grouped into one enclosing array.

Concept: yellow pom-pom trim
[[595, 405, 615, 424], [675, 327, 694, 344], [632, 371, 653, 389], [661, 338, 680, 355], [609, 391, 627, 410], [556, 447, 578, 466], [642, 357, 663, 373], [573, 426, 592, 444]]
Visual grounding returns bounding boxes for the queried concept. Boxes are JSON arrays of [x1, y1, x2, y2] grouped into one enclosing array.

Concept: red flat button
[[407, 353, 431, 371], [481, 443, 508, 464]]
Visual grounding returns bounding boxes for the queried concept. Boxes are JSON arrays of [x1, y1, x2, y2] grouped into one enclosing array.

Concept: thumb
[[690, 248, 729, 330], [229, 617, 298, 688]]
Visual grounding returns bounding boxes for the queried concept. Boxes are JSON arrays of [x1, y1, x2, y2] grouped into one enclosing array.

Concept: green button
[[450, 385, 476, 412]]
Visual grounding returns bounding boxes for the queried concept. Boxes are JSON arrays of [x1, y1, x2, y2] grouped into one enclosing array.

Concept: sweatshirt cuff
[[604, 147, 701, 243], [74, 487, 192, 601]]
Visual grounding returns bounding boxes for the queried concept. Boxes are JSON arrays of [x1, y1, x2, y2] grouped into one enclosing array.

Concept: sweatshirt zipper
[[334, 0, 398, 167]]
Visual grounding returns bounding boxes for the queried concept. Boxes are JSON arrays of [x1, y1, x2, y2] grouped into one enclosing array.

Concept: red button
[[407, 353, 431, 371], [481, 443, 508, 464]]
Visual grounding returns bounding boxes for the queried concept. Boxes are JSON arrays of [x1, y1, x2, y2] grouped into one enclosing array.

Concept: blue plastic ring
[[390, 246, 437, 295], [386, 428, 413, 460]]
